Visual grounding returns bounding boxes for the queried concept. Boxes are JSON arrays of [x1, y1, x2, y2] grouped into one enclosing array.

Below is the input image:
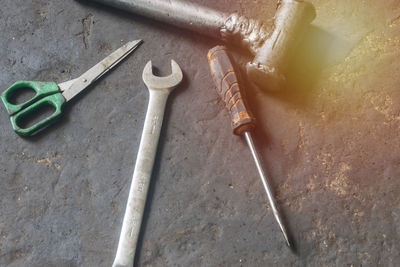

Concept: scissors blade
[[61, 39, 143, 101], [58, 78, 79, 92]]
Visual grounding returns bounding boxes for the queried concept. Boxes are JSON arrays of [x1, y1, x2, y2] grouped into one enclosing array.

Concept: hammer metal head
[[246, 0, 316, 91]]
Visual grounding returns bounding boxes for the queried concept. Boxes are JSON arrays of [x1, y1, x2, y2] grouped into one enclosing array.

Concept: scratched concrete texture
[[0, 0, 399, 266]]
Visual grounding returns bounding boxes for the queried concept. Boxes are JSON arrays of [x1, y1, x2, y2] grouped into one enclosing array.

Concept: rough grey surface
[[0, 0, 399, 266]]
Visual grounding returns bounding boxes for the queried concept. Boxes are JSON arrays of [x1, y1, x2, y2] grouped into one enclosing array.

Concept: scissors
[[1, 39, 143, 137]]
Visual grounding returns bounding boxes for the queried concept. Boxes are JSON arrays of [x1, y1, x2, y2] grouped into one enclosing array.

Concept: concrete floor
[[0, 0, 399, 266]]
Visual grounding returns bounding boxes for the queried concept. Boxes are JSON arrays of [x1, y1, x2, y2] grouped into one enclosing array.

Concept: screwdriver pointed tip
[[280, 229, 291, 247], [285, 236, 291, 247]]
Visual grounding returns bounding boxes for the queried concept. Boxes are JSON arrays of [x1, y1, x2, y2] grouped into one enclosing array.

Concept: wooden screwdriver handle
[[208, 46, 255, 135]]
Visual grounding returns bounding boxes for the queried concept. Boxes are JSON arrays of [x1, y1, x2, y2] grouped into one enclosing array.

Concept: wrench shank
[[93, 0, 227, 39], [113, 90, 169, 267]]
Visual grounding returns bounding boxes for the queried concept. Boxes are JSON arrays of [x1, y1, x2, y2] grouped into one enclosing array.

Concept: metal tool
[[113, 60, 183, 267], [208, 46, 291, 247], [1, 40, 143, 136], [86, 0, 315, 91]]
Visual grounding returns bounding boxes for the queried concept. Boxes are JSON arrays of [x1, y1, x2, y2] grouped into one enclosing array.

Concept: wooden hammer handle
[[207, 46, 255, 135]]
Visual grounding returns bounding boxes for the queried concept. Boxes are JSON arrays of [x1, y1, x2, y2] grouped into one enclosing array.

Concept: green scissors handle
[[1, 39, 143, 137], [1, 81, 66, 136]]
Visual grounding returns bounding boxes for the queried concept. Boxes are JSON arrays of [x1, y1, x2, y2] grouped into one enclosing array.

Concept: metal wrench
[[113, 60, 183, 267]]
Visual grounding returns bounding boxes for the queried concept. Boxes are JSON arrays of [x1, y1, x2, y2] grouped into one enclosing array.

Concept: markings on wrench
[[132, 171, 149, 193], [137, 176, 146, 193], [129, 215, 139, 237], [128, 205, 141, 237], [151, 116, 159, 134]]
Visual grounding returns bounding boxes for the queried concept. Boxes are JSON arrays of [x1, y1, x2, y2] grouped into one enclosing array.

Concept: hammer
[[85, 0, 316, 91]]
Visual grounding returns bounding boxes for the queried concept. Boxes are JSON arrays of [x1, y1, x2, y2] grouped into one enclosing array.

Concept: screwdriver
[[207, 46, 291, 247]]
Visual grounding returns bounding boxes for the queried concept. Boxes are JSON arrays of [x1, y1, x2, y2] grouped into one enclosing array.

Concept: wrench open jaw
[[142, 60, 183, 91]]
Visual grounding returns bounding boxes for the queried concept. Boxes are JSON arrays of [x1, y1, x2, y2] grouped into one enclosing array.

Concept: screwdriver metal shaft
[[244, 131, 291, 247], [207, 45, 291, 247]]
